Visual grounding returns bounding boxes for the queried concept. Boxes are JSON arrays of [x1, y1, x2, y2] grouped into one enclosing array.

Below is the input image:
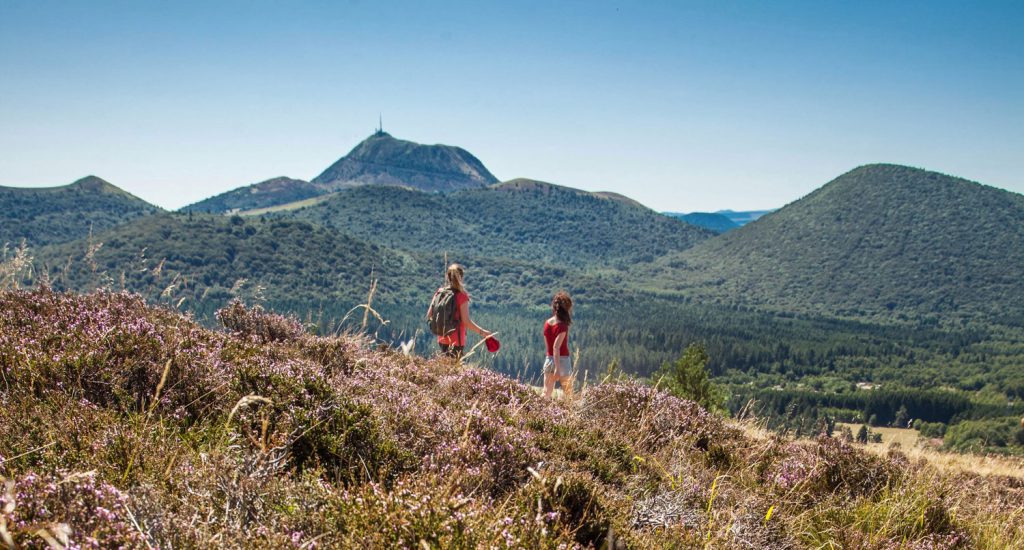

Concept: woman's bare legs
[[560, 376, 575, 399], [543, 372, 556, 397]]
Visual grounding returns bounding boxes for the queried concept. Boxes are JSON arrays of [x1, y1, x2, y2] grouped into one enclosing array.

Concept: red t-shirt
[[544, 319, 570, 356], [437, 291, 470, 346]]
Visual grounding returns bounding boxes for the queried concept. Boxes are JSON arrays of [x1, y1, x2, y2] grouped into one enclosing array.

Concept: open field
[[238, 194, 334, 216], [835, 423, 1024, 479]]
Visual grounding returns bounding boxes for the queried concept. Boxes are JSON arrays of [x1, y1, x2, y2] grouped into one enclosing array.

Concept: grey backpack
[[427, 286, 459, 337]]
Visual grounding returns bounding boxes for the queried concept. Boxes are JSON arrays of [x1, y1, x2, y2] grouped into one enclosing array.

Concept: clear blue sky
[[1, 0, 1021, 212]]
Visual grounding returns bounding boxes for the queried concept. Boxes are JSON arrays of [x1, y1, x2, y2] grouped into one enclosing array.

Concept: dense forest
[[0, 176, 160, 247]]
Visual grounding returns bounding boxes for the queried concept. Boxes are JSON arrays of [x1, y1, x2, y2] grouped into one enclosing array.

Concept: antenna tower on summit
[[377, 113, 383, 135]]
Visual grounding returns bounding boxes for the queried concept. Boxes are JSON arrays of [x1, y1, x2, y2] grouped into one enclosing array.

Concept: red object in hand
[[485, 336, 500, 353]]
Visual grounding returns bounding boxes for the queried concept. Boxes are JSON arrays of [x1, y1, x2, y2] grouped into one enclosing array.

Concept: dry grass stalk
[[361, 276, 378, 332], [0, 240, 33, 290], [226, 395, 273, 428]]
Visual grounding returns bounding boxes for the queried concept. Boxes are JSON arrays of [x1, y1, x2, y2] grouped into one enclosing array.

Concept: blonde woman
[[543, 291, 574, 398], [433, 263, 492, 359]]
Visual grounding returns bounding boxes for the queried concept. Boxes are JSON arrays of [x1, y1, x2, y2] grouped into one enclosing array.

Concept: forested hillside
[[0, 176, 160, 247], [182, 177, 321, 213], [657, 164, 1024, 325], [277, 179, 712, 268]]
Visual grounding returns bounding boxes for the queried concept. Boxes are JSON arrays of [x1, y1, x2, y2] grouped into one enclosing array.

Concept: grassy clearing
[[2, 289, 1022, 548], [836, 422, 1024, 479], [239, 194, 334, 216], [837, 423, 924, 449]]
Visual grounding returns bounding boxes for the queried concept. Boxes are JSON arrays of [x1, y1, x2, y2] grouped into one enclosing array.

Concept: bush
[[654, 343, 725, 413], [216, 299, 305, 343], [917, 420, 948, 439], [944, 418, 1020, 452]]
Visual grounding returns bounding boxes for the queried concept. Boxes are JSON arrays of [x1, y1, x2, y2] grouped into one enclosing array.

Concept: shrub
[[216, 299, 305, 343], [918, 420, 948, 439], [944, 418, 1020, 452], [0, 471, 145, 548], [654, 343, 726, 413]]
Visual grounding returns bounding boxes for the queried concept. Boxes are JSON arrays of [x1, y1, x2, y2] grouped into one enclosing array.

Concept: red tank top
[[543, 320, 569, 356]]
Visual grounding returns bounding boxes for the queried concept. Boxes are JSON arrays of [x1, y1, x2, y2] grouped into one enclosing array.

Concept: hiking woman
[[435, 263, 491, 359], [543, 291, 574, 398]]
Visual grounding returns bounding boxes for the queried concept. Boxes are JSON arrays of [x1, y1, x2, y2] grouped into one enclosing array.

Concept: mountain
[[658, 164, 1024, 324], [0, 176, 160, 247], [312, 131, 498, 192], [181, 132, 500, 214], [716, 209, 773, 226], [276, 178, 713, 268], [665, 212, 739, 233], [182, 177, 320, 214]]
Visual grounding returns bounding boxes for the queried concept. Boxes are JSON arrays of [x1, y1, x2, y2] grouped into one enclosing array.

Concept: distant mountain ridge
[[665, 212, 739, 233], [716, 209, 773, 226], [0, 176, 160, 247], [181, 132, 499, 214], [657, 164, 1024, 323], [313, 131, 498, 192]]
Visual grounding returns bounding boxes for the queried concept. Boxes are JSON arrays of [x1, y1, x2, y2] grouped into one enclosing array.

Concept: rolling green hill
[[656, 164, 1024, 324], [665, 212, 739, 233], [30, 211, 623, 327], [181, 176, 321, 214], [0, 176, 161, 247], [274, 178, 713, 268]]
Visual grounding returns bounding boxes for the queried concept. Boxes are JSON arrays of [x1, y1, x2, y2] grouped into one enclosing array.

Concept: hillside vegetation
[[657, 164, 1024, 324], [278, 179, 712, 268], [2, 289, 1022, 548], [182, 177, 321, 214], [665, 212, 739, 234], [0, 176, 160, 247]]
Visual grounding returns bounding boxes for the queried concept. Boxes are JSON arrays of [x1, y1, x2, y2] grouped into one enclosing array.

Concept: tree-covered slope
[[181, 177, 321, 213], [0, 176, 161, 247], [278, 178, 713, 268], [312, 131, 498, 192], [665, 212, 739, 233], [30, 212, 625, 323], [658, 164, 1024, 324]]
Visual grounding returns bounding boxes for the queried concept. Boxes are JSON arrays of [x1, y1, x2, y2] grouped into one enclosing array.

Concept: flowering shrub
[[579, 380, 724, 450], [216, 299, 305, 343], [0, 471, 145, 549]]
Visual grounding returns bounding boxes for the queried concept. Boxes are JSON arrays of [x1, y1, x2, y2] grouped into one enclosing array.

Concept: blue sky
[[1, 0, 1021, 212]]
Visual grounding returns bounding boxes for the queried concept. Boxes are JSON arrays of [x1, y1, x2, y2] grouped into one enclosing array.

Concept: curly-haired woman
[[543, 291, 574, 398]]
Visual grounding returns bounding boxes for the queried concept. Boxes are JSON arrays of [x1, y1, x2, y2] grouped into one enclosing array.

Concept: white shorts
[[543, 355, 571, 377]]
